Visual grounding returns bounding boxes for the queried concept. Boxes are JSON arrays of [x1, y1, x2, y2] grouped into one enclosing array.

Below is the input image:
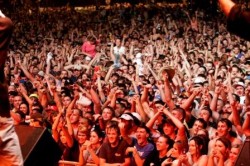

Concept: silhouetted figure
[[0, 10, 23, 166]]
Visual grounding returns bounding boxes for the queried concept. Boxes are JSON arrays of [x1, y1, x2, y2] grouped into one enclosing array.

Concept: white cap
[[131, 112, 141, 122], [234, 82, 245, 88], [120, 114, 133, 121]]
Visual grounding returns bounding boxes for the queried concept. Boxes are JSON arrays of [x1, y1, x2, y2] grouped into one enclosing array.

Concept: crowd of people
[[2, 1, 250, 166]]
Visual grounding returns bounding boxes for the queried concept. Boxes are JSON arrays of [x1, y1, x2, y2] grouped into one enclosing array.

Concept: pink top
[[82, 40, 99, 58]]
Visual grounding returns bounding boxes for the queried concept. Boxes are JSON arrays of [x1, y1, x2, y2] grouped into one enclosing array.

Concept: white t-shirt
[[113, 46, 125, 55]]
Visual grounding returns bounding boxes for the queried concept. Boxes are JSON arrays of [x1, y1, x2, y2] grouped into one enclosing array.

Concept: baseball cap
[[234, 82, 245, 88], [131, 112, 142, 122], [120, 113, 134, 121], [29, 93, 39, 99]]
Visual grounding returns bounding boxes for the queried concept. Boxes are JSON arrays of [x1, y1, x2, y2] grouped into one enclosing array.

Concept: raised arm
[[51, 85, 63, 111], [97, 74, 106, 103], [19, 62, 36, 83], [146, 109, 163, 134], [104, 65, 114, 83], [163, 108, 186, 141], [90, 87, 102, 114], [52, 111, 63, 142], [231, 100, 243, 136], [242, 112, 250, 136], [210, 86, 221, 112], [163, 73, 175, 110], [133, 94, 147, 123]]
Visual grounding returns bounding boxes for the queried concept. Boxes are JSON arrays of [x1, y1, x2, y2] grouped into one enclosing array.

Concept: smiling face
[[171, 143, 181, 158], [13, 96, 22, 110], [229, 147, 240, 163], [217, 121, 229, 137], [70, 109, 80, 124], [102, 108, 113, 121], [156, 136, 168, 151], [192, 120, 204, 135], [77, 131, 88, 144], [235, 85, 244, 96], [78, 117, 90, 130], [90, 131, 102, 145], [107, 128, 119, 146], [163, 123, 175, 136], [188, 140, 199, 155], [19, 103, 29, 115], [214, 140, 227, 155]]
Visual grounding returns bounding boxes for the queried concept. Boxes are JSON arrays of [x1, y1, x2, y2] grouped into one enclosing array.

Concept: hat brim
[[158, 67, 175, 81]]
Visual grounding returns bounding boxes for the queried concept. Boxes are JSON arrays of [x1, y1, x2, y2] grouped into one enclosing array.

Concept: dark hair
[[32, 101, 43, 113], [91, 125, 105, 140], [106, 120, 118, 128], [217, 118, 237, 137], [162, 118, 176, 127], [172, 106, 186, 121], [216, 137, 231, 150], [201, 106, 212, 117], [154, 100, 165, 106], [106, 122, 120, 135], [194, 118, 207, 129], [161, 135, 174, 151], [87, 36, 96, 44], [137, 123, 151, 135], [18, 102, 30, 115], [137, 123, 153, 143], [48, 100, 56, 106], [190, 136, 208, 155], [232, 93, 241, 103], [199, 66, 207, 74], [102, 106, 115, 118]]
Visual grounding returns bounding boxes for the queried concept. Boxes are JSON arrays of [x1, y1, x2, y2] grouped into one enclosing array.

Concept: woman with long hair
[[207, 137, 231, 166], [225, 144, 241, 166], [162, 140, 186, 166], [79, 126, 105, 166], [178, 136, 208, 166], [52, 108, 74, 160]]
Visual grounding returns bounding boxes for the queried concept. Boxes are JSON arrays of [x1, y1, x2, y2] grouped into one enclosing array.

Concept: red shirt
[[82, 41, 99, 58]]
